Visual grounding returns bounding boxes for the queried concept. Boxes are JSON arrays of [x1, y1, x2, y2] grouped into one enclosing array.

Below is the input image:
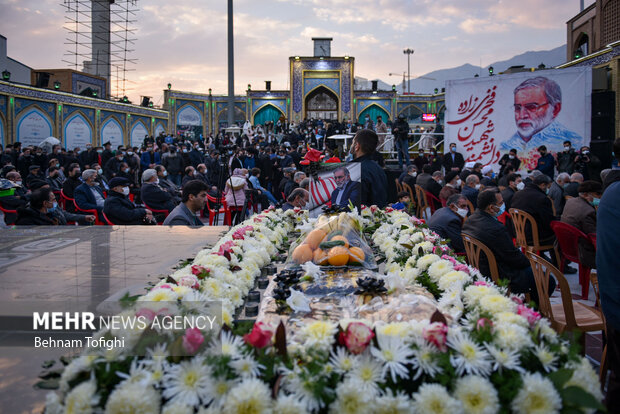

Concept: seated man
[[74, 169, 105, 214], [2, 171, 28, 210], [462, 189, 555, 303], [561, 180, 602, 269], [499, 173, 522, 210], [28, 180, 94, 225], [510, 174, 556, 245], [564, 172, 583, 198], [428, 194, 468, 253], [398, 165, 417, 190], [480, 165, 497, 187], [439, 171, 460, 202], [155, 165, 182, 203], [16, 187, 58, 225], [421, 171, 443, 210], [282, 188, 309, 211], [62, 163, 82, 201], [248, 168, 278, 206], [330, 166, 361, 209], [25, 165, 43, 189], [104, 177, 154, 225], [549, 172, 570, 216], [278, 167, 297, 199], [163, 180, 209, 226], [140, 169, 177, 217], [462, 174, 481, 209]]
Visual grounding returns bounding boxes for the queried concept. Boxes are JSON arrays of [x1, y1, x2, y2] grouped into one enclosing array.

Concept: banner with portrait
[[445, 67, 591, 171], [308, 162, 361, 218]]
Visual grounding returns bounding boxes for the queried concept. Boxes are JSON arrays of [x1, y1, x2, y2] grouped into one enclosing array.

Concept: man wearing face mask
[[480, 165, 497, 187], [140, 169, 176, 218], [463, 189, 554, 303], [162, 146, 184, 186], [510, 174, 557, 252], [399, 165, 417, 190], [556, 140, 576, 174], [155, 165, 181, 204], [500, 173, 523, 210], [534, 145, 555, 179], [498, 148, 521, 177], [46, 166, 64, 192], [140, 144, 161, 171], [104, 177, 154, 225], [574, 145, 601, 181], [561, 180, 602, 269], [74, 169, 106, 215], [443, 143, 465, 172], [104, 147, 127, 180], [428, 194, 468, 253], [462, 174, 482, 209], [439, 171, 461, 202], [548, 172, 570, 216], [414, 149, 428, 171]]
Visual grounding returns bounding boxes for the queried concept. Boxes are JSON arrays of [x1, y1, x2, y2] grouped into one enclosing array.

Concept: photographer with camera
[[392, 114, 411, 170], [574, 145, 602, 182]]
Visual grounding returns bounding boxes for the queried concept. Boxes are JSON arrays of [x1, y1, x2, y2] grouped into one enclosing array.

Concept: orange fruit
[[305, 229, 327, 250], [330, 235, 350, 248], [349, 246, 365, 264], [328, 246, 350, 266], [313, 248, 329, 265], [292, 244, 314, 264]]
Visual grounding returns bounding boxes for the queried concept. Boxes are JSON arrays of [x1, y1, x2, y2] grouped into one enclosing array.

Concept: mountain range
[[355, 44, 567, 94]]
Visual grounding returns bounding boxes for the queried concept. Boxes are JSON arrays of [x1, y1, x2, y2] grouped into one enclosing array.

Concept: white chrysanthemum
[[493, 311, 529, 328], [210, 330, 246, 358], [64, 380, 99, 414], [485, 345, 524, 372], [140, 288, 179, 303], [374, 390, 411, 414], [59, 355, 97, 392], [105, 383, 161, 414], [537, 319, 559, 343], [329, 379, 374, 414], [478, 294, 517, 314], [161, 401, 193, 414], [437, 270, 470, 291], [454, 375, 500, 414], [273, 394, 310, 414], [221, 378, 272, 414], [413, 241, 434, 254], [534, 344, 558, 372], [371, 334, 413, 382], [511, 373, 561, 414], [448, 332, 492, 377], [329, 347, 357, 374], [416, 254, 440, 271], [162, 358, 213, 407], [463, 285, 500, 308], [410, 342, 443, 379], [209, 376, 234, 409], [346, 353, 383, 395], [44, 392, 63, 414], [280, 368, 327, 412], [427, 260, 454, 282], [171, 285, 193, 299], [229, 354, 264, 379], [493, 322, 533, 351], [566, 358, 604, 402], [376, 322, 412, 339], [298, 320, 337, 350], [412, 383, 462, 414]]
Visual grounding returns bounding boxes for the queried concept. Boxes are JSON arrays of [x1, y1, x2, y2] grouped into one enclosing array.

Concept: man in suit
[[500, 173, 523, 210], [140, 168, 176, 215], [463, 189, 555, 304], [399, 165, 417, 190], [428, 194, 468, 253], [421, 171, 444, 210], [74, 169, 106, 214], [461, 174, 481, 209], [164, 180, 208, 226], [330, 166, 361, 210], [415, 164, 433, 189], [350, 129, 388, 208], [140, 144, 161, 171], [443, 142, 465, 172], [564, 172, 583, 197], [103, 177, 153, 225]]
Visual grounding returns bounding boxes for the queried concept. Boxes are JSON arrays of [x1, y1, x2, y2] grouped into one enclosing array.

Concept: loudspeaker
[[589, 140, 613, 172], [592, 91, 615, 117], [371, 80, 378, 91], [141, 97, 150, 107], [265, 81, 271, 91], [35, 72, 50, 88], [592, 115, 614, 140]]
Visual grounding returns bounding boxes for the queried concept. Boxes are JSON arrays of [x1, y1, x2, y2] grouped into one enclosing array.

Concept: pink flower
[[135, 307, 157, 322], [182, 327, 205, 354], [243, 322, 273, 348], [385, 207, 394, 213], [517, 305, 541, 326], [432, 246, 443, 255], [338, 322, 374, 354], [423, 322, 448, 352], [474, 281, 488, 287], [293, 207, 301, 213], [191, 265, 211, 280], [453, 264, 470, 274], [441, 255, 458, 265], [511, 296, 524, 305], [178, 275, 200, 289], [476, 317, 494, 331], [370, 205, 378, 213], [156, 284, 174, 290]]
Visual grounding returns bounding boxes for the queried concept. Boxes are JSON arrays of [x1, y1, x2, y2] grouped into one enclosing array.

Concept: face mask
[[450, 147, 456, 152], [183, 149, 188, 153], [516, 182, 525, 191], [564, 146, 570, 151], [419, 152, 424, 156], [591, 197, 600, 207], [509, 155, 515, 159], [456, 208, 468, 218], [228, 151, 233, 155], [545, 188, 550, 195], [127, 151, 133, 156], [494, 203, 505, 218], [456, 179, 462, 187], [56, 150, 62, 154], [475, 183, 481, 190], [56, 163, 60, 168], [163, 171, 168, 177], [122, 187, 130, 196], [48, 201, 58, 213], [410, 172, 417, 177], [15, 180, 22, 186], [97, 149, 103, 153], [582, 151, 589, 155], [124, 168, 130, 173], [437, 180, 443, 185], [97, 169, 102, 175], [154, 179, 159, 185]]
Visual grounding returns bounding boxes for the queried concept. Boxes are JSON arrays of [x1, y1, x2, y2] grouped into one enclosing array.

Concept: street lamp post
[[403, 48, 414, 94]]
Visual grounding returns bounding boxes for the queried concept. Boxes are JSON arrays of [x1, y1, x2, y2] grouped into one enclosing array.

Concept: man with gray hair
[[140, 168, 176, 218], [330, 166, 361, 209], [73, 169, 106, 214], [549, 172, 570, 215], [501, 76, 582, 154]]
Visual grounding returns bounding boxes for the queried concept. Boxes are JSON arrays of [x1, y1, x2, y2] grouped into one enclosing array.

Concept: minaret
[[90, 0, 111, 96]]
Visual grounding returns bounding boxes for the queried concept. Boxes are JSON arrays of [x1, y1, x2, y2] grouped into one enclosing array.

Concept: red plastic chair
[[101, 211, 115, 225], [73, 199, 104, 225], [425, 190, 441, 214], [142, 202, 169, 225], [206, 194, 230, 225], [550, 221, 595, 300], [0, 200, 18, 225], [60, 190, 74, 212]]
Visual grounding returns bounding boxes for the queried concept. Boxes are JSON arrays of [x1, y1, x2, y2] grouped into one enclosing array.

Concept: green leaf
[[41, 360, 55, 369], [560, 386, 606, 411], [34, 379, 59, 389], [547, 368, 573, 389], [119, 291, 140, 308]]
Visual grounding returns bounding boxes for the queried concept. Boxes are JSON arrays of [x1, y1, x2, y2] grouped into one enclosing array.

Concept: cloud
[[459, 18, 509, 34]]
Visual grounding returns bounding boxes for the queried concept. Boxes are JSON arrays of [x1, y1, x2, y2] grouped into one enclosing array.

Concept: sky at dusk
[[1, 0, 592, 104]]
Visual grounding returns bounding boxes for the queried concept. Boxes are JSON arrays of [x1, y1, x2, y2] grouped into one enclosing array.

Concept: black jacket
[[462, 210, 530, 280], [140, 182, 176, 212], [162, 153, 185, 175], [443, 151, 465, 172], [15, 207, 56, 225], [498, 154, 521, 176], [509, 182, 555, 243], [352, 154, 387, 208], [428, 207, 464, 253], [103, 191, 148, 225]]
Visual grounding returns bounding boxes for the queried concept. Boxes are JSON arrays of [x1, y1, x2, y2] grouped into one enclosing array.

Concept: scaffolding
[[62, 0, 139, 100]]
